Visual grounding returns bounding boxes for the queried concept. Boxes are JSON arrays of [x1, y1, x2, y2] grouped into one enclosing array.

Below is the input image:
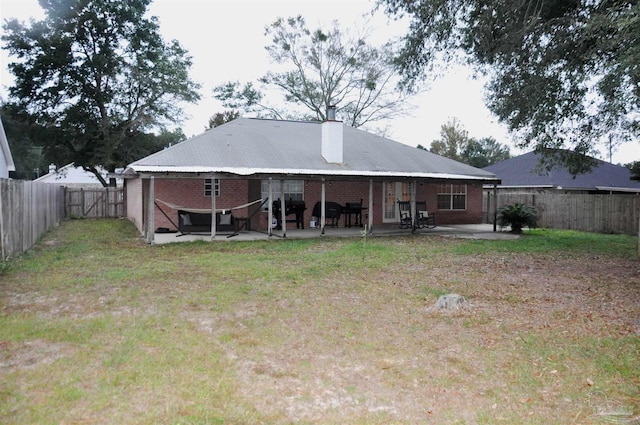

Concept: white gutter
[[127, 165, 498, 181], [595, 186, 640, 193], [481, 184, 555, 189]]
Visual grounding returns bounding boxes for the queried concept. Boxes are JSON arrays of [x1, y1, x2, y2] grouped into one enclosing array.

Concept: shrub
[[497, 203, 538, 234], [0, 260, 9, 275]]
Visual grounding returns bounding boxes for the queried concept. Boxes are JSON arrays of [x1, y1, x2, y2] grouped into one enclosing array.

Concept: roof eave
[[126, 165, 499, 182]]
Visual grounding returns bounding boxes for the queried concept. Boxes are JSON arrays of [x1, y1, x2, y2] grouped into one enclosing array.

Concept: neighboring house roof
[[126, 118, 498, 182], [35, 163, 117, 186], [0, 117, 16, 178], [483, 151, 640, 192]]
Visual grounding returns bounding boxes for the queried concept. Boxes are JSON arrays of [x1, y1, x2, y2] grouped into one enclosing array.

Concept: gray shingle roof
[[483, 151, 640, 191], [127, 118, 497, 181]]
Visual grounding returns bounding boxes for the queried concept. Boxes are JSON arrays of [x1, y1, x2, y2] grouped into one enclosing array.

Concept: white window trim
[[437, 183, 467, 210], [260, 179, 304, 209], [204, 178, 220, 197]]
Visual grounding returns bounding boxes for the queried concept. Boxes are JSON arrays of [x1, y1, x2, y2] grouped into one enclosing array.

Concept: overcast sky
[[1, 0, 638, 165]]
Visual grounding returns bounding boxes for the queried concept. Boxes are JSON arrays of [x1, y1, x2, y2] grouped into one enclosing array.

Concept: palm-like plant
[[497, 203, 538, 234]]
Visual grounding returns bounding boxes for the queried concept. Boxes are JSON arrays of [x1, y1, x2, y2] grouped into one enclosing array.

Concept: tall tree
[[429, 118, 470, 162], [462, 137, 511, 168], [207, 110, 241, 129], [0, 103, 46, 180], [379, 0, 639, 173], [429, 118, 510, 167], [2, 0, 200, 185], [626, 161, 640, 181], [214, 15, 416, 128]]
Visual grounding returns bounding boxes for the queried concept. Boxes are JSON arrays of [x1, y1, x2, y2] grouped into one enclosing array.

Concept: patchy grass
[[1, 219, 639, 424], [448, 228, 637, 258]]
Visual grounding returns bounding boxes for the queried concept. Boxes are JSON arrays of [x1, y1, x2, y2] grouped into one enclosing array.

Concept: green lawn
[[1, 219, 638, 424]]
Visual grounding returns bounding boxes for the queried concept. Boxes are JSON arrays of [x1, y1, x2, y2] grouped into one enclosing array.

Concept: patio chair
[[415, 201, 436, 229], [397, 200, 413, 229]]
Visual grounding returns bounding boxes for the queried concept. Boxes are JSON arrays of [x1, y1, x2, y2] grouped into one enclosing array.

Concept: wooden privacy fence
[[0, 179, 65, 260], [65, 187, 124, 218], [484, 191, 640, 235]]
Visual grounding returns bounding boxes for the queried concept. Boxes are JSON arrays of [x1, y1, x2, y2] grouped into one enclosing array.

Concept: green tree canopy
[[214, 15, 417, 128], [207, 110, 241, 129], [0, 103, 45, 180], [379, 0, 639, 173], [429, 118, 469, 162], [462, 137, 511, 168], [429, 117, 510, 167], [626, 161, 640, 181], [2, 0, 200, 185]]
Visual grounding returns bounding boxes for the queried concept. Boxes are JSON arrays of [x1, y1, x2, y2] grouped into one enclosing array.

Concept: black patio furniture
[[415, 201, 436, 229], [178, 210, 237, 234], [342, 200, 367, 227], [312, 201, 342, 227], [397, 201, 413, 230], [273, 199, 306, 229]]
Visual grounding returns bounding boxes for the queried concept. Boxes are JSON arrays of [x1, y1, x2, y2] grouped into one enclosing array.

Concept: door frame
[[382, 181, 412, 223]]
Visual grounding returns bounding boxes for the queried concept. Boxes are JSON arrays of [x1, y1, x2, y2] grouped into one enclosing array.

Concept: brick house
[[122, 114, 500, 242]]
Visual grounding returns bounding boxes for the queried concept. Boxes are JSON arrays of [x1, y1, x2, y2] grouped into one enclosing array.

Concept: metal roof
[[126, 118, 499, 181]]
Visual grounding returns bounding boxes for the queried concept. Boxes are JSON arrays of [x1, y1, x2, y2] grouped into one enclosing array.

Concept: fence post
[[492, 184, 498, 231]]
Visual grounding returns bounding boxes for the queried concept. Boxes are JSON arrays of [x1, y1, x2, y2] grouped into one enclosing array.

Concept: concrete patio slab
[[151, 223, 519, 244]]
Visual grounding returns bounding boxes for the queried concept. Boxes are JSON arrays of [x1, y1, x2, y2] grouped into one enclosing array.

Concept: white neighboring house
[[0, 117, 16, 179], [35, 163, 122, 188]]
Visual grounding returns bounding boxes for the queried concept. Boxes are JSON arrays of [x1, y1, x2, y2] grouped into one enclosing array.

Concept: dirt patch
[[178, 252, 640, 423], [2, 232, 639, 424], [1, 340, 71, 370]]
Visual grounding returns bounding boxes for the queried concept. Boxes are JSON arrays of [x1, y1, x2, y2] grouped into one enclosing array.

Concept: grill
[[273, 199, 306, 229]]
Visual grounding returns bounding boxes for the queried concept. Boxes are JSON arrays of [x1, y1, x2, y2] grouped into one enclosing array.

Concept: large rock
[[435, 294, 471, 310]]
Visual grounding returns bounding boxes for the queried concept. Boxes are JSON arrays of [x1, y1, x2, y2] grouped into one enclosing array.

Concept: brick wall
[[153, 178, 250, 231], [433, 183, 484, 225], [145, 177, 485, 231]]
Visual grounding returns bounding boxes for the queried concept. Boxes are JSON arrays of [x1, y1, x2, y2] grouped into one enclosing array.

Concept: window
[[204, 178, 220, 197], [437, 184, 467, 210], [261, 180, 304, 207]]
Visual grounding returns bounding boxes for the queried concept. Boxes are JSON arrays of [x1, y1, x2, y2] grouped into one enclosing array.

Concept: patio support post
[[268, 178, 273, 237], [410, 180, 417, 231], [321, 178, 326, 235], [211, 174, 217, 240], [280, 179, 286, 238], [368, 179, 374, 235], [147, 175, 155, 244]]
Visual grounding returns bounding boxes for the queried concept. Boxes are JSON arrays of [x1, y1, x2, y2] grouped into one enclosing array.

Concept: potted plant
[[497, 203, 538, 234]]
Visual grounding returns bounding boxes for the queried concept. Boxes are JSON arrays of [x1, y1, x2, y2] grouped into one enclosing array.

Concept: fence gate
[[65, 187, 124, 218]]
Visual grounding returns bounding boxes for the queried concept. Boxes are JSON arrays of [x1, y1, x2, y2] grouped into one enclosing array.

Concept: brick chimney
[[321, 105, 343, 163]]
